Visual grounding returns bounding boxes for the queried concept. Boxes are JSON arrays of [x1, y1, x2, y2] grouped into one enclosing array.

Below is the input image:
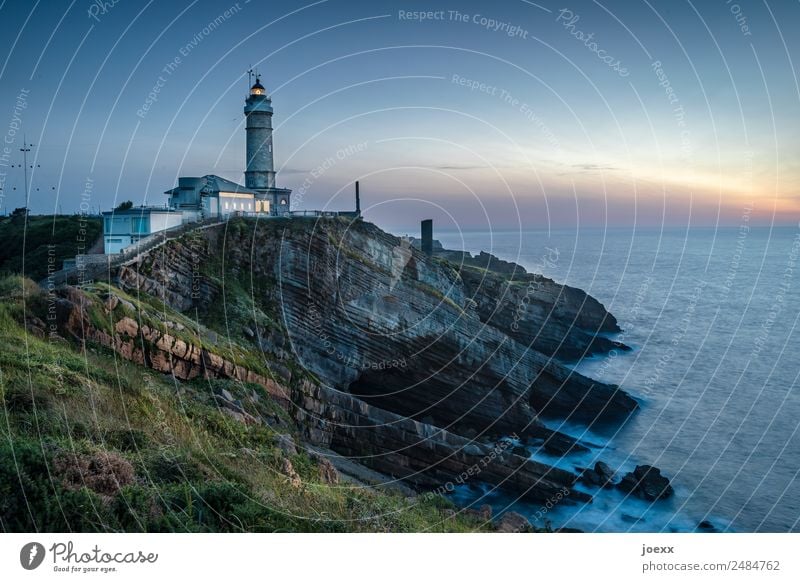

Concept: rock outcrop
[[53, 286, 290, 409], [293, 380, 590, 503], [579, 461, 617, 488], [59, 217, 651, 515], [495, 511, 533, 533], [118, 218, 637, 438], [453, 251, 629, 360], [617, 465, 674, 500], [52, 283, 590, 504]]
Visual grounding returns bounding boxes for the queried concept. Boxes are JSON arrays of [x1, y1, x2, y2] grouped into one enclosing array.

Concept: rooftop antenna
[[247, 67, 253, 88]]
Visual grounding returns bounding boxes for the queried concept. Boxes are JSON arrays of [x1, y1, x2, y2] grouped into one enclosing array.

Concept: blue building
[[102, 206, 183, 254]]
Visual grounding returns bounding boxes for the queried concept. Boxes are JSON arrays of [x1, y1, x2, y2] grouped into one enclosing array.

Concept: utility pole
[[20, 135, 33, 209]]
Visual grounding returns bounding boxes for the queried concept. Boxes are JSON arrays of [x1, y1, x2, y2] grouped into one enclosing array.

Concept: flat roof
[[102, 207, 183, 216]]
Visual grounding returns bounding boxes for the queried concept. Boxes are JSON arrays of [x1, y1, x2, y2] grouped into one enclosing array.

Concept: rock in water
[[595, 461, 616, 487], [617, 465, 674, 500], [540, 430, 590, 456], [580, 461, 617, 488], [698, 520, 717, 532]]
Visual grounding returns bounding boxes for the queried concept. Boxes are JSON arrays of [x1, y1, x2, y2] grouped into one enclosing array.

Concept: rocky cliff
[[120, 219, 636, 427], [52, 279, 588, 505], [88, 217, 640, 510]]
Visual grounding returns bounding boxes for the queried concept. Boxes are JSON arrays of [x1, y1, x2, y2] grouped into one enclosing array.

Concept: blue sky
[[0, 0, 798, 230]]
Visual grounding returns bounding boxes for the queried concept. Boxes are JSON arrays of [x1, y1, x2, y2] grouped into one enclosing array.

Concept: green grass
[[0, 215, 102, 280], [0, 275, 486, 532], [414, 279, 464, 313]]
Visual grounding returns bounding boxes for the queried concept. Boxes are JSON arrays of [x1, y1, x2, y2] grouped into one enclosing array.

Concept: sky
[[0, 0, 798, 231]]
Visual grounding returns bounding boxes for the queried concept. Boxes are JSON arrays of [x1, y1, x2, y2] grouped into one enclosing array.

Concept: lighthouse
[[244, 75, 291, 216]]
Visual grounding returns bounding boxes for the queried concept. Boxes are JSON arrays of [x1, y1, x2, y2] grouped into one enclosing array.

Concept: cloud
[[571, 163, 618, 172], [429, 164, 487, 171]]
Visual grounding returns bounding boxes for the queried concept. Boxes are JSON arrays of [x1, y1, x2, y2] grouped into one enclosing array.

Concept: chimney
[[421, 219, 433, 256], [355, 181, 361, 215]]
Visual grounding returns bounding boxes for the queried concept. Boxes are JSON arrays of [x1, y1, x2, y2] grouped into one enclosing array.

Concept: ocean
[[432, 225, 800, 532]]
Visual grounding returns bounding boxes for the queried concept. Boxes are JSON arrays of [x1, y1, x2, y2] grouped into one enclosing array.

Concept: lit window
[[224, 202, 229, 210]]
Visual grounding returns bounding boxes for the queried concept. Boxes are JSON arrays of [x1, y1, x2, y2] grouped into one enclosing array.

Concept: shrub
[[54, 450, 135, 498], [0, 438, 106, 531], [1, 385, 52, 414], [144, 451, 207, 485]]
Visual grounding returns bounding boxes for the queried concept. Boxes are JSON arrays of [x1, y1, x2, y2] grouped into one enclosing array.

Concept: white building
[[102, 207, 183, 254], [102, 75, 293, 255], [164, 75, 291, 221], [164, 175, 270, 222]]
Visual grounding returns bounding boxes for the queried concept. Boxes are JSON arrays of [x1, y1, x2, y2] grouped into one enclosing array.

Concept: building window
[[131, 216, 148, 234], [224, 202, 229, 210]]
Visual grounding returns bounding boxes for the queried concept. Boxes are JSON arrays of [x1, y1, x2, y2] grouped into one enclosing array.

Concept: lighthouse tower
[[244, 75, 291, 215]]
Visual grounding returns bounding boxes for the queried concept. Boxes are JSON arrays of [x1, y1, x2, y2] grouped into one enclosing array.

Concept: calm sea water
[[432, 226, 800, 532]]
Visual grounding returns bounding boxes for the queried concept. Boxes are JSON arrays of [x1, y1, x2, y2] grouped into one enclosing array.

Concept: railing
[[44, 218, 225, 286], [289, 210, 359, 218], [44, 211, 359, 287], [115, 217, 223, 265]]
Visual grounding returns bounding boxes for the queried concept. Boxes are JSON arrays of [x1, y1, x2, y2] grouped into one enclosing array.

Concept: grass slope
[[0, 275, 483, 533]]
